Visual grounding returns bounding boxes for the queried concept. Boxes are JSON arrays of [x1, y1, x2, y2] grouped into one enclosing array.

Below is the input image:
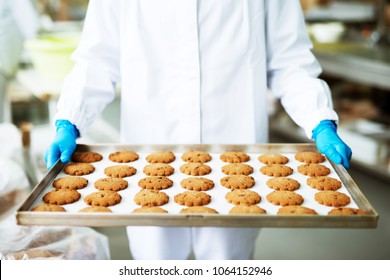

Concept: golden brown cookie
[[64, 163, 95, 176], [143, 163, 175, 176], [138, 176, 174, 190], [260, 164, 293, 177], [220, 175, 255, 190], [221, 163, 253, 175], [225, 189, 261, 205], [314, 191, 351, 207], [266, 191, 304, 206], [43, 189, 81, 205], [109, 150, 139, 163], [179, 163, 211, 176], [181, 150, 212, 163], [104, 165, 137, 178], [31, 204, 66, 212], [180, 177, 214, 191], [220, 151, 250, 163], [298, 164, 331, 177], [277, 205, 318, 215], [134, 189, 169, 207], [53, 176, 88, 190], [307, 176, 342, 191], [180, 206, 218, 214], [79, 206, 112, 213], [84, 190, 122, 207], [174, 191, 211, 207], [71, 151, 103, 163], [328, 207, 367, 215], [94, 177, 128, 191], [266, 177, 300, 191], [295, 151, 325, 163], [258, 153, 289, 164], [132, 206, 168, 214], [229, 205, 267, 214], [146, 151, 176, 163]]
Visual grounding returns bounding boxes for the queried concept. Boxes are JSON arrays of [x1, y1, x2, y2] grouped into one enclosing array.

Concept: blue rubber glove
[[44, 120, 79, 169], [312, 120, 352, 169]]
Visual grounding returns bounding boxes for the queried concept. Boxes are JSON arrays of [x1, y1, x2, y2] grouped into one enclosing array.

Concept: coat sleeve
[[55, 0, 120, 136], [265, 0, 338, 138]]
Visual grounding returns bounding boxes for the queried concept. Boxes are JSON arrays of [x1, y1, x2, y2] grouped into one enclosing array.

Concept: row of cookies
[[32, 150, 365, 215], [65, 150, 335, 179], [69, 150, 328, 164], [32, 172, 342, 214]]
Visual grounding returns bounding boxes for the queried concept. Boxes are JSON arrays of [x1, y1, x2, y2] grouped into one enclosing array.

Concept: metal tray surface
[[16, 144, 378, 228]]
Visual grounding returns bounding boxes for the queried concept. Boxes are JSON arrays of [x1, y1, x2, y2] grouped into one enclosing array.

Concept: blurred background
[[0, 0, 389, 260]]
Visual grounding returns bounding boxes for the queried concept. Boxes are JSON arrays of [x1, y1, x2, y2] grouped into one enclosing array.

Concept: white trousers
[[126, 226, 260, 260]]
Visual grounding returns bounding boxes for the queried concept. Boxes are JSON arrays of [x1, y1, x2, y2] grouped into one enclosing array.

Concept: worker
[[45, 0, 352, 260]]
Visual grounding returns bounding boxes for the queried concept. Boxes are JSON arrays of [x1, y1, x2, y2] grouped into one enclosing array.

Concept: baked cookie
[[307, 176, 342, 191], [84, 190, 122, 207], [260, 164, 293, 177], [220, 151, 250, 163], [31, 204, 66, 212], [180, 163, 211, 176], [143, 163, 175, 176], [94, 177, 128, 191], [180, 206, 218, 214], [225, 189, 261, 205], [295, 151, 325, 164], [229, 205, 267, 214], [43, 189, 81, 205], [174, 191, 211, 207], [109, 150, 139, 163], [266, 191, 304, 206], [220, 175, 255, 190], [71, 151, 103, 163], [79, 206, 112, 213], [314, 191, 350, 207], [266, 177, 300, 191], [221, 163, 253, 175], [134, 189, 169, 207], [298, 164, 331, 177], [138, 176, 174, 190], [132, 206, 168, 214], [258, 154, 289, 164], [104, 165, 137, 178], [64, 162, 95, 176], [277, 205, 318, 215], [181, 150, 212, 163], [146, 151, 176, 163], [180, 177, 214, 191], [53, 176, 88, 190], [328, 207, 367, 215]]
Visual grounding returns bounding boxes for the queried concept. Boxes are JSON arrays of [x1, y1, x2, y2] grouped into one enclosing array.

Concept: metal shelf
[[313, 42, 390, 91]]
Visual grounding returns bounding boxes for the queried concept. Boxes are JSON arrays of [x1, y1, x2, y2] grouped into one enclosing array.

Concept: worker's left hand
[[312, 120, 352, 169]]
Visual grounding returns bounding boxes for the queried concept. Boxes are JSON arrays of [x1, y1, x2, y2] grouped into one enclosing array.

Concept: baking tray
[[16, 143, 378, 228]]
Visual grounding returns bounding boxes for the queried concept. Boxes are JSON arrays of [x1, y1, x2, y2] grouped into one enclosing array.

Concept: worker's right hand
[[44, 120, 79, 170]]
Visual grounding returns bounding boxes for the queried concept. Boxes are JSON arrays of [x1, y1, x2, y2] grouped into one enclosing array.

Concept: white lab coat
[[56, 0, 339, 259]]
